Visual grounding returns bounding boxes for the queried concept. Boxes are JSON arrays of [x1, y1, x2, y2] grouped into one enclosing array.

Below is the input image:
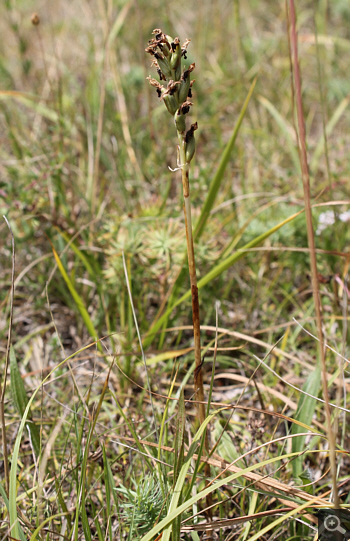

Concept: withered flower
[[162, 80, 180, 97], [185, 122, 198, 143], [178, 100, 192, 115], [146, 28, 198, 162], [146, 76, 164, 98], [181, 38, 191, 58]]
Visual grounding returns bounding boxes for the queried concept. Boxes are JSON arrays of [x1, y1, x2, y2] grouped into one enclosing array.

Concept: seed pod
[[160, 36, 172, 56], [175, 63, 182, 82], [178, 63, 195, 103], [159, 42, 170, 57], [163, 93, 178, 115], [154, 54, 172, 79], [169, 37, 181, 70], [178, 76, 190, 104], [185, 122, 198, 162], [185, 136, 196, 163], [174, 110, 186, 132]]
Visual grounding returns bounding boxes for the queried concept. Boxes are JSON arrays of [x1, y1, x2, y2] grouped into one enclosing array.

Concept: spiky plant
[[145, 29, 206, 429], [116, 475, 166, 538]]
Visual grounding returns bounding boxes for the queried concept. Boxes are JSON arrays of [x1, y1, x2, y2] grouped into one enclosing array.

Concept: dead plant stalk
[[288, 0, 339, 508], [0, 217, 16, 495]]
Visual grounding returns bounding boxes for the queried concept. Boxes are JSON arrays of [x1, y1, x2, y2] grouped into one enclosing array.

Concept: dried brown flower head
[[145, 28, 197, 163]]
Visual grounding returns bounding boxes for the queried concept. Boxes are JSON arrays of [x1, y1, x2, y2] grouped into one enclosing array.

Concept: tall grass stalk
[[288, 0, 339, 507], [1, 216, 15, 495]]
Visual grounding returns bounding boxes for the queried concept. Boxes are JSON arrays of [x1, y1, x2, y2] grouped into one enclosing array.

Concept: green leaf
[[161, 409, 222, 541], [213, 420, 245, 470], [298, 468, 315, 495], [194, 77, 257, 239], [51, 244, 103, 353], [244, 494, 321, 541], [0, 90, 59, 122], [55, 228, 95, 277], [29, 513, 69, 541], [310, 94, 350, 171], [258, 95, 300, 173], [291, 365, 321, 478], [0, 484, 27, 541], [103, 445, 114, 541], [173, 389, 186, 485], [172, 390, 186, 541], [242, 490, 258, 540], [10, 346, 40, 456]]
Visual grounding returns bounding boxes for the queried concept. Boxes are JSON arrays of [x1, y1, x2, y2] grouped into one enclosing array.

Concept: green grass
[[1, 0, 350, 539]]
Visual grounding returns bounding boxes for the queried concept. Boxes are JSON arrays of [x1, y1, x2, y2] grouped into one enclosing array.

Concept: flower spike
[[145, 28, 197, 163]]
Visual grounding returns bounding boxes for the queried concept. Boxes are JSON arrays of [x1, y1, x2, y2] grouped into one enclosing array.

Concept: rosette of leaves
[[116, 475, 166, 538], [146, 29, 198, 163], [102, 218, 146, 285], [101, 216, 186, 287]]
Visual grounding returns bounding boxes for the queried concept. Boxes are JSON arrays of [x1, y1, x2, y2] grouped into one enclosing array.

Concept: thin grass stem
[[288, 1, 339, 507], [0, 216, 16, 495]]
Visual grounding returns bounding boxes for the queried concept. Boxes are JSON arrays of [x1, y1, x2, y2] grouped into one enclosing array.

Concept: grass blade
[[291, 365, 321, 478], [103, 445, 114, 541], [51, 243, 102, 353], [245, 495, 321, 541], [161, 408, 223, 541], [310, 93, 350, 172], [172, 389, 186, 541], [140, 448, 306, 541], [173, 389, 186, 485], [194, 77, 257, 239], [258, 95, 301, 172], [0, 484, 26, 541], [29, 513, 69, 541], [0, 90, 59, 122], [10, 346, 40, 456]]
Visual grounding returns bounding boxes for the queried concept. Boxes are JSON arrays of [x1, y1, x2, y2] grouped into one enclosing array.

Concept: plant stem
[[178, 132, 212, 521], [288, 0, 339, 508], [1, 217, 16, 496], [177, 132, 206, 427]]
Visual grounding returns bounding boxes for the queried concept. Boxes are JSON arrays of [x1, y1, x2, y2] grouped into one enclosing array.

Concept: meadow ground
[[1, 0, 350, 539]]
